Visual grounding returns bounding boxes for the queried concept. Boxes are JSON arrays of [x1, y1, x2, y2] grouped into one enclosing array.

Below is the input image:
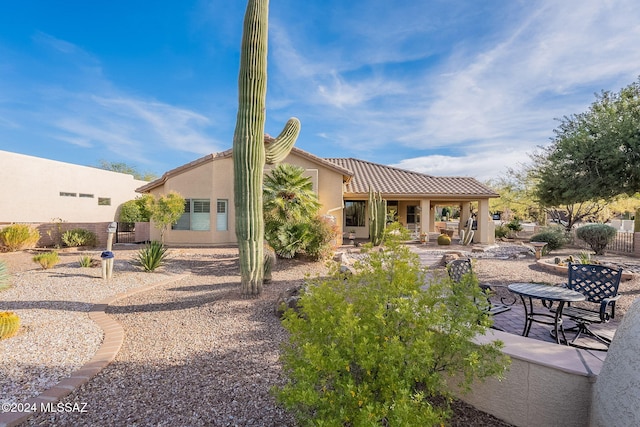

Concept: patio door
[[406, 205, 420, 233]]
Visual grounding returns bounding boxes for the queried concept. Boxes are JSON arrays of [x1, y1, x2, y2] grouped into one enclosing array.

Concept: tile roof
[[325, 158, 499, 198]]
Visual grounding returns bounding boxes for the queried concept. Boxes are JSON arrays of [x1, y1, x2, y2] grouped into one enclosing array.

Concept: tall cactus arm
[[265, 117, 300, 164]]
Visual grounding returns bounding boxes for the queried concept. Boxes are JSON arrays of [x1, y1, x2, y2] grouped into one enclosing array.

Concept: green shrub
[[495, 224, 509, 239], [576, 224, 617, 255], [133, 241, 168, 272], [274, 233, 509, 426], [267, 222, 309, 259], [506, 218, 523, 232], [61, 228, 98, 247], [530, 226, 569, 255], [0, 260, 10, 291], [32, 251, 60, 269], [302, 216, 339, 261], [0, 224, 40, 251]]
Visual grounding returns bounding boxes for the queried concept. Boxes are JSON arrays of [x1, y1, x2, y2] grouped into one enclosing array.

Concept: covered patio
[[327, 157, 499, 244]]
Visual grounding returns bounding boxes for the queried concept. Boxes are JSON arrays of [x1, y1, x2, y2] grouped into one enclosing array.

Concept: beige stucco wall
[[0, 150, 148, 223], [456, 329, 603, 427], [150, 151, 345, 246]]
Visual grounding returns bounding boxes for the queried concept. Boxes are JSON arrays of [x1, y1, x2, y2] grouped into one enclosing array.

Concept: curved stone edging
[[0, 274, 189, 427], [536, 259, 635, 281]]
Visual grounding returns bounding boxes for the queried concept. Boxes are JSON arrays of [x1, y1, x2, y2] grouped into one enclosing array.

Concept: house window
[[216, 199, 228, 231], [60, 192, 77, 197], [345, 201, 366, 227], [173, 199, 211, 231], [98, 197, 111, 206]]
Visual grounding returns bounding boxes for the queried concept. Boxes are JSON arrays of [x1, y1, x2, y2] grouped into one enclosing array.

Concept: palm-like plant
[[264, 164, 321, 258], [263, 163, 320, 225]]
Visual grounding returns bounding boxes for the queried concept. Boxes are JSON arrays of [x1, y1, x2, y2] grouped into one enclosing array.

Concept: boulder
[[591, 297, 640, 426]]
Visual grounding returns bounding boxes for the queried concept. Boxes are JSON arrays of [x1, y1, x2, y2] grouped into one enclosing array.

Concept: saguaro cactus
[[233, 0, 300, 297], [368, 189, 387, 246]]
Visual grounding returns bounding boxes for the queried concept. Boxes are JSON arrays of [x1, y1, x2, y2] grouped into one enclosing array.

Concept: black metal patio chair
[[561, 262, 623, 349], [446, 258, 514, 316]]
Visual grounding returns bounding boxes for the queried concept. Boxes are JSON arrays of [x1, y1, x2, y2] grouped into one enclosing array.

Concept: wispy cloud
[[269, 0, 640, 179], [0, 32, 222, 168]]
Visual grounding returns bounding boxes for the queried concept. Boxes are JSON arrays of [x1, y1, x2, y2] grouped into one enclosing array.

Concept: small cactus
[[0, 311, 20, 340], [437, 234, 451, 245], [264, 244, 276, 283], [459, 217, 475, 245], [0, 260, 10, 291], [368, 188, 387, 246]]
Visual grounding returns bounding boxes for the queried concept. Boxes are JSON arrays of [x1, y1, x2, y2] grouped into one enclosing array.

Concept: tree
[[534, 77, 640, 205], [149, 191, 185, 242], [507, 162, 607, 231], [118, 194, 154, 222], [97, 160, 158, 181], [232, 0, 300, 297], [486, 175, 540, 223]]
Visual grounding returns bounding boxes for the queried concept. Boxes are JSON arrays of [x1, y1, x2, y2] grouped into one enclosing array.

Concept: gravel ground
[[2, 242, 639, 426]]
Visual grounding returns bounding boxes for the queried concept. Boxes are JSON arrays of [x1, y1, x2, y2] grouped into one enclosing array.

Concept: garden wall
[[454, 330, 603, 427]]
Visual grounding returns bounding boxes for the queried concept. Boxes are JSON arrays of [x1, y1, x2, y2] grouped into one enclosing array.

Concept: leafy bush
[[32, 251, 60, 269], [274, 232, 509, 426], [302, 216, 339, 261], [61, 228, 98, 247], [530, 226, 569, 255], [267, 222, 309, 259], [118, 200, 141, 223], [576, 224, 617, 255], [495, 224, 509, 239], [0, 260, 10, 291], [133, 241, 168, 272], [0, 224, 40, 251]]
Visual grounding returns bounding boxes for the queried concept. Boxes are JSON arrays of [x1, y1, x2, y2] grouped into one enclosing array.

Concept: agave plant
[[133, 241, 168, 272]]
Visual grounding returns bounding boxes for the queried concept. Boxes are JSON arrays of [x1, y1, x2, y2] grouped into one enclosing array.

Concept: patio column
[[420, 199, 431, 234], [459, 202, 471, 235], [476, 199, 493, 243]]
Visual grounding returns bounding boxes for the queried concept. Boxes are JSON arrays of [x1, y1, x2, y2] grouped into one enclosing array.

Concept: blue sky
[[1, 0, 639, 182]]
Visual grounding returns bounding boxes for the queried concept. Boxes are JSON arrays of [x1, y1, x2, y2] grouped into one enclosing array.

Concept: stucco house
[[0, 150, 148, 223], [137, 146, 499, 245]]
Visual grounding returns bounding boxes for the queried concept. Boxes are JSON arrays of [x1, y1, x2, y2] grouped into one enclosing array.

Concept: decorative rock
[[591, 297, 640, 426], [441, 253, 460, 265], [275, 284, 305, 318]]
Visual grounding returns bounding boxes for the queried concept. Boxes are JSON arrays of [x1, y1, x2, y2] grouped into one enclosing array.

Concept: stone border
[[536, 259, 635, 280], [0, 274, 188, 427]]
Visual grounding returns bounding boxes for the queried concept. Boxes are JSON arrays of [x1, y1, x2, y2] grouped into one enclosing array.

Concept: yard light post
[[101, 222, 117, 279]]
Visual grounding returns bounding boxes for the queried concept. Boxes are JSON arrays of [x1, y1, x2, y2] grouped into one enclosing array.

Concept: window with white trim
[[173, 199, 211, 231], [216, 199, 228, 231]]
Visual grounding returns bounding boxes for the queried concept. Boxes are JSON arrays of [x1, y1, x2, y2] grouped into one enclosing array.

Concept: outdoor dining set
[[447, 258, 623, 350]]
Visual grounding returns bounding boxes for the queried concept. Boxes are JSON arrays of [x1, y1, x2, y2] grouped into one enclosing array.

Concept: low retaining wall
[[456, 330, 604, 427]]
